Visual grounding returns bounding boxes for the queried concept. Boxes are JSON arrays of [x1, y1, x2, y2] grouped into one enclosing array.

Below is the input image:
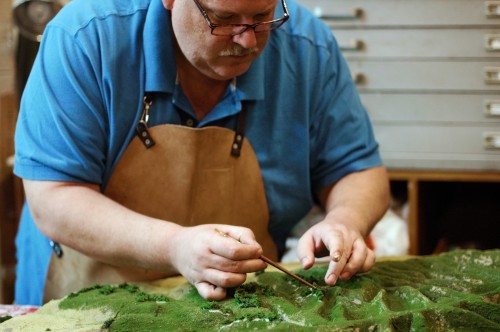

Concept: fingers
[[200, 267, 248, 289], [214, 226, 259, 246], [296, 234, 316, 269], [359, 245, 376, 273], [324, 253, 347, 285], [211, 229, 263, 261], [203, 252, 266, 274], [325, 239, 375, 285], [297, 223, 375, 286], [195, 282, 227, 301], [297, 225, 347, 270], [339, 238, 375, 280], [326, 226, 346, 264], [174, 225, 266, 301], [210, 227, 266, 274]]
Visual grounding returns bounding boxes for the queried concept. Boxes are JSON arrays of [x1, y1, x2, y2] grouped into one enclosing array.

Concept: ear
[[162, 0, 174, 10]]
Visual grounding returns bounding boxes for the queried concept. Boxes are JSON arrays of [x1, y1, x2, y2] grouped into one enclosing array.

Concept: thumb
[[195, 282, 227, 301]]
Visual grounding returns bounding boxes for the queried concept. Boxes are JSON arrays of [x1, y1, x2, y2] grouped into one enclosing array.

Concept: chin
[[213, 63, 253, 80]]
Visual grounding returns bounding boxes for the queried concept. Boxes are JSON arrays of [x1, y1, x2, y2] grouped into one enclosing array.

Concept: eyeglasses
[[192, 0, 290, 36]]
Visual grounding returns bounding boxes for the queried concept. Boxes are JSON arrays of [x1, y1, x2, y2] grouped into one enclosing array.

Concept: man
[[14, 0, 390, 305]]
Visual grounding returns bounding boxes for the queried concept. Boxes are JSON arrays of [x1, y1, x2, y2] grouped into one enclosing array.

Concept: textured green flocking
[[56, 249, 500, 331]]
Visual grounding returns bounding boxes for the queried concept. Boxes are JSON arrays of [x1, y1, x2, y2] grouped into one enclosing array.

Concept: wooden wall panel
[[0, 0, 17, 304], [0, 93, 19, 304]]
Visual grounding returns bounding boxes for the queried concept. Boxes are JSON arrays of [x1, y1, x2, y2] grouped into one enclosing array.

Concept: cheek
[[257, 33, 270, 50], [172, 12, 215, 57]]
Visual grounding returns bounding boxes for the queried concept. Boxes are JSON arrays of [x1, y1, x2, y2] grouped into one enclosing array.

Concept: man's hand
[[166, 225, 267, 300], [297, 220, 375, 285], [24, 180, 268, 301], [297, 166, 389, 286]]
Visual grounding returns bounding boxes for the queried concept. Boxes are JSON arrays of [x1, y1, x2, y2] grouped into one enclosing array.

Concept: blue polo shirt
[[14, 0, 382, 305]]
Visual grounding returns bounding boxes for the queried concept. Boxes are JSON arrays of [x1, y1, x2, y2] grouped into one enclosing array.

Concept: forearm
[[318, 165, 390, 238], [23, 179, 180, 274], [24, 179, 267, 300]]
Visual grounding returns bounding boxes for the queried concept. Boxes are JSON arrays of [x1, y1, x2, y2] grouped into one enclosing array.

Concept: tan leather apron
[[43, 97, 277, 302]]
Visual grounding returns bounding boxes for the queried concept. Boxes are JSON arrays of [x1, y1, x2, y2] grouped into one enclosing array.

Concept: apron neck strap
[[230, 102, 247, 158], [138, 93, 248, 158]]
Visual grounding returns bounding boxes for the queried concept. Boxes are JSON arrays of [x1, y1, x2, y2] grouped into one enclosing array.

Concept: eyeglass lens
[[212, 20, 286, 35]]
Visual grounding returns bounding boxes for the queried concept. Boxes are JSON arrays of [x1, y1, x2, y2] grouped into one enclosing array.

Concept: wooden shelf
[[390, 170, 500, 183], [389, 169, 500, 255]]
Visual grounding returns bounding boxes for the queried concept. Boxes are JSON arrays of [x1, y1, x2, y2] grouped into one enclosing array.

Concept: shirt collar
[[237, 55, 265, 101], [143, 0, 176, 93]]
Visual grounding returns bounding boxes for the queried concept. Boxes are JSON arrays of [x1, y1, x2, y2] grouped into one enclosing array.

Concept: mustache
[[219, 46, 259, 57]]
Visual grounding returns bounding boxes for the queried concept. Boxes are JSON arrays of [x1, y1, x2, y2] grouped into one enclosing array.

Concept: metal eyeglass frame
[[192, 0, 290, 36]]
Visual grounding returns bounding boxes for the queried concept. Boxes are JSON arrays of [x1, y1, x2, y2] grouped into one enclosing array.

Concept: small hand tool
[[215, 229, 317, 289]]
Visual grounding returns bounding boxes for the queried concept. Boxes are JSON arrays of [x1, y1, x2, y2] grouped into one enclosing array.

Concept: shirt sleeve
[[14, 24, 110, 184], [308, 26, 382, 193]]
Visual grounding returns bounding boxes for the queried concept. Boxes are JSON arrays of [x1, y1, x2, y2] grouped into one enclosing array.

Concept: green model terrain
[[1, 249, 499, 331], [54, 249, 500, 331]]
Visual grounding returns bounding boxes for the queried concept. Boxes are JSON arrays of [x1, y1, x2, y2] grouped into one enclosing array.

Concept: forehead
[[202, 0, 279, 12]]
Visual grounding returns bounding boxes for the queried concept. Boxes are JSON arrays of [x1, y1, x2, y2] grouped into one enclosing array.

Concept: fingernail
[[332, 250, 342, 262], [300, 256, 309, 266], [327, 273, 337, 284]]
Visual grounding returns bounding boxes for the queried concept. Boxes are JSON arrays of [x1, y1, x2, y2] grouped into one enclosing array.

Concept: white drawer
[[375, 125, 500, 154], [362, 94, 500, 123], [293, 0, 500, 171], [300, 0, 500, 27], [374, 125, 500, 170], [380, 150, 500, 170], [347, 60, 500, 91], [334, 29, 500, 58]]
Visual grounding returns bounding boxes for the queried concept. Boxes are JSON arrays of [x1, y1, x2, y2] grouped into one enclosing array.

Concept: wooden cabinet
[[0, 94, 20, 304], [296, 0, 500, 254], [0, 1, 15, 97], [308, 0, 499, 26], [390, 170, 500, 255], [0, 0, 16, 304], [300, 0, 500, 170]]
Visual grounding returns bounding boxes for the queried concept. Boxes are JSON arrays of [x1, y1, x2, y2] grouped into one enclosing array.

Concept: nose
[[232, 28, 258, 49]]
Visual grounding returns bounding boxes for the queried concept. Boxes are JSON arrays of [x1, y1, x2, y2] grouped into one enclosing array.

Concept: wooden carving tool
[[215, 229, 317, 289]]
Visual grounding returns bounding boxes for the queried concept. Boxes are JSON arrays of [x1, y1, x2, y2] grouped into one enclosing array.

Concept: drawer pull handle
[[313, 7, 363, 21], [485, 1, 500, 18], [6, 155, 15, 168], [484, 67, 500, 84], [484, 132, 500, 149], [352, 72, 365, 85], [340, 39, 363, 52], [485, 34, 500, 51], [485, 100, 500, 116]]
